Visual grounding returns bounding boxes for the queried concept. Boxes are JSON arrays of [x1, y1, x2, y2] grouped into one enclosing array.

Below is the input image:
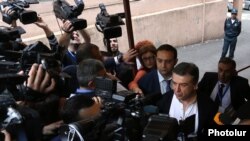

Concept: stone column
[[233, 0, 243, 20]]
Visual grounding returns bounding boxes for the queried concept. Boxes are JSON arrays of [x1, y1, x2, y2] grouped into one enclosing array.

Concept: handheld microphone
[[214, 112, 223, 125], [214, 112, 241, 125], [214, 102, 250, 125]]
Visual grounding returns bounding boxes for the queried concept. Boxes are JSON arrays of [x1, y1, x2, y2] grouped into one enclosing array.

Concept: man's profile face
[[218, 63, 235, 83], [156, 50, 177, 78]]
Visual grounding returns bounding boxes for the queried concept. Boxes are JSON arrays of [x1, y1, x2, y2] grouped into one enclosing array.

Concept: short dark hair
[[173, 62, 199, 84], [219, 57, 236, 69], [77, 59, 105, 87], [76, 43, 103, 63], [157, 44, 177, 59], [61, 95, 94, 123]]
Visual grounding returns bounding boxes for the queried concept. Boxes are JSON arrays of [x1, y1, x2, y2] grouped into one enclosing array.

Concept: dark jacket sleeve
[[104, 57, 116, 70], [224, 18, 227, 32], [237, 20, 242, 36], [47, 34, 59, 52]]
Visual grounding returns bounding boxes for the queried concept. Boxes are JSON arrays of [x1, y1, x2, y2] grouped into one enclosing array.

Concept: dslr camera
[[0, 0, 39, 24], [53, 0, 87, 31]]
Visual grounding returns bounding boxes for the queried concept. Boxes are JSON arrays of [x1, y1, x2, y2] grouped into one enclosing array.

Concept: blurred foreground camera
[[143, 114, 178, 141], [96, 3, 125, 39], [0, 95, 22, 130], [53, 0, 87, 31], [0, 0, 39, 24], [59, 119, 102, 141]]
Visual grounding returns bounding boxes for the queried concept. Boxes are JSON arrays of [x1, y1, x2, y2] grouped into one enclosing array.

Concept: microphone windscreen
[[219, 113, 234, 125], [214, 112, 223, 125]]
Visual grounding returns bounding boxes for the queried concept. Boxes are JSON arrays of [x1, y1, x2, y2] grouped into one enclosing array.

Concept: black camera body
[[143, 114, 178, 141], [96, 3, 125, 39], [0, 26, 21, 42], [0, 0, 39, 24], [53, 0, 87, 31]]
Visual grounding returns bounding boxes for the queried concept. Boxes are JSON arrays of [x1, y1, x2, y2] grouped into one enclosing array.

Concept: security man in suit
[[198, 57, 250, 113], [221, 8, 241, 59]]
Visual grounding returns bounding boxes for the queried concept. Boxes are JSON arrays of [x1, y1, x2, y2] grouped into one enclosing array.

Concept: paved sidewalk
[[177, 10, 250, 81]]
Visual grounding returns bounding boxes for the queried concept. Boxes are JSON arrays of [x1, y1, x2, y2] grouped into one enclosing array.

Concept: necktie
[[215, 84, 225, 105], [166, 79, 171, 92]]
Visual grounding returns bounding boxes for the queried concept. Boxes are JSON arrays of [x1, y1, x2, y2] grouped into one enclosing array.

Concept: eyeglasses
[[142, 56, 155, 62]]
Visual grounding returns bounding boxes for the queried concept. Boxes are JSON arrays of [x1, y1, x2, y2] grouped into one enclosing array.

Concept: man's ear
[[174, 58, 178, 65], [194, 83, 198, 90], [233, 69, 237, 76]]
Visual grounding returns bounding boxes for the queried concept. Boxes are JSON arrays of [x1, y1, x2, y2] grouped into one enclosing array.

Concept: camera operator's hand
[[61, 20, 74, 33], [1, 6, 17, 27], [0, 130, 11, 141], [58, 20, 74, 52], [132, 87, 143, 94], [43, 120, 63, 135], [34, 15, 48, 29], [106, 72, 119, 80], [92, 96, 103, 108], [27, 63, 56, 94], [122, 49, 138, 64], [34, 15, 54, 49]]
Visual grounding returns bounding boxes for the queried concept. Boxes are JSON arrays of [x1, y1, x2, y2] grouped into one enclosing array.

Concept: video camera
[[0, 0, 39, 24], [53, 0, 87, 31], [0, 26, 26, 54], [96, 3, 125, 39], [0, 94, 43, 141], [0, 26, 25, 42], [0, 95, 22, 130], [1, 28, 72, 100]]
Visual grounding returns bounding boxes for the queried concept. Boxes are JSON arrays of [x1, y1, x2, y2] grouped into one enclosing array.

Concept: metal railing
[[237, 65, 250, 73]]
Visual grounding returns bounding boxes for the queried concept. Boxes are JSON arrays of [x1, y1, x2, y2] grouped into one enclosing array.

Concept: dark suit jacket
[[62, 51, 77, 67], [138, 69, 161, 95], [198, 72, 250, 110], [156, 90, 218, 137]]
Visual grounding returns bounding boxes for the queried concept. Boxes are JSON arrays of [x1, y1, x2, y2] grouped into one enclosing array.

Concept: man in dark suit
[[198, 57, 250, 112], [138, 44, 178, 95], [157, 62, 217, 140]]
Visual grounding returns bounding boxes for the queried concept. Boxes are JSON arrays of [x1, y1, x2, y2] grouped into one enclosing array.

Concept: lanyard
[[217, 83, 230, 103]]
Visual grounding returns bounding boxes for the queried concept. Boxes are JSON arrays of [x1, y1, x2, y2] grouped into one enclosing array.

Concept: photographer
[[58, 59, 119, 141], [18, 63, 64, 140], [34, 15, 59, 52], [53, 0, 90, 67], [59, 20, 91, 67]]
